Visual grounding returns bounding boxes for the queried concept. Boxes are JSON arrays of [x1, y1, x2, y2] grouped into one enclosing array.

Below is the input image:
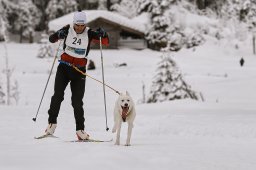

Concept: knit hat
[[73, 11, 86, 25]]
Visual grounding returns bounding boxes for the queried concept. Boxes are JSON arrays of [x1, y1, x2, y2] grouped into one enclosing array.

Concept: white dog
[[112, 91, 136, 146]]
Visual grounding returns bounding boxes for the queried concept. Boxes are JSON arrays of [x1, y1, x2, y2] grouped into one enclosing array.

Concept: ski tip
[[34, 134, 58, 139]]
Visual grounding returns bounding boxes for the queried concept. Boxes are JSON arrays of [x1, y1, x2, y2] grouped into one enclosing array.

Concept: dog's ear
[[126, 91, 130, 96]]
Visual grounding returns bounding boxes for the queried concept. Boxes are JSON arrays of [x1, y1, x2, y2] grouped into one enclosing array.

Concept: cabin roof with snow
[[49, 10, 148, 49], [49, 10, 146, 32]]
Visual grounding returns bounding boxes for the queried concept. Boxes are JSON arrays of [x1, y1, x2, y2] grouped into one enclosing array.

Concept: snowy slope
[[0, 37, 256, 170]]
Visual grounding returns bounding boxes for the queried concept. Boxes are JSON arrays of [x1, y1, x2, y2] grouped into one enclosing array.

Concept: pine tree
[[220, 0, 256, 23], [1, 0, 40, 43], [46, 0, 77, 20], [32, 0, 51, 31], [0, 11, 19, 105], [147, 53, 199, 103], [1, 0, 19, 34], [138, 0, 196, 51], [0, 2, 5, 41], [238, 0, 256, 29], [37, 33, 54, 58], [217, 0, 256, 41], [17, 0, 40, 43], [137, 0, 207, 51], [0, 6, 6, 104], [98, 0, 107, 10], [138, 0, 173, 50], [111, 0, 138, 18]]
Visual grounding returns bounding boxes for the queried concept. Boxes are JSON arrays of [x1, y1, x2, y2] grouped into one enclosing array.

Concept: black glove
[[57, 29, 68, 39], [96, 27, 107, 38]]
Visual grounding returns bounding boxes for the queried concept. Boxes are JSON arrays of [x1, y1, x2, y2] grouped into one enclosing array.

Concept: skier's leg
[[70, 68, 86, 131], [48, 64, 69, 124]]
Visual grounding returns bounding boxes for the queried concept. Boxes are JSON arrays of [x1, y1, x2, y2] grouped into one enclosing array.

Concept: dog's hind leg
[[125, 122, 133, 146], [115, 121, 122, 145], [112, 122, 117, 133]]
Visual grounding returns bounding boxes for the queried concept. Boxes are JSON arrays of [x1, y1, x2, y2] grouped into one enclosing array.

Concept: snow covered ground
[[0, 38, 256, 170]]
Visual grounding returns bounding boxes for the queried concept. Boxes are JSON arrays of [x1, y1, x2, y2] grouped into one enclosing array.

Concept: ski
[[68, 138, 113, 143], [34, 134, 58, 139], [35, 134, 112, 143]]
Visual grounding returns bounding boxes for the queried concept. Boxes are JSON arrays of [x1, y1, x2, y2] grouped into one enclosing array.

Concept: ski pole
[[32, 42, 61, 122], [100, 37, 109, 131]]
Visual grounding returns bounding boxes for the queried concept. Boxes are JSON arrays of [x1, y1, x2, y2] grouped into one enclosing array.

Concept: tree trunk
[[33, 0, 51, 31], [106, 0, 111, 11], [196, 0, 205, 10], [19, 27, 23, 43], [29, 31, 33, 43], [253, 35, 255, 55]]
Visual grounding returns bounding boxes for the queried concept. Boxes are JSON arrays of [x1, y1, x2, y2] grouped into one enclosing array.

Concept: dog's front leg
[[115, 121, 122, 145], [125, 122, 133, 146]]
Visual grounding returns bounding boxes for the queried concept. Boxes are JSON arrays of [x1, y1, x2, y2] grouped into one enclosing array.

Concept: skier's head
[[73, 10, 86, 34], [73, 10, 86, 25]]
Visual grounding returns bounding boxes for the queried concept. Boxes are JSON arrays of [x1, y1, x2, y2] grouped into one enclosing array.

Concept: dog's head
[[117, 91, 133, 122]]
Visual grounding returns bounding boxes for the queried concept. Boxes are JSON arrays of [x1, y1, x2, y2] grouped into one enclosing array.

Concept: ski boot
[[45, 123, 57, 135], [76, 130, 90, 140]]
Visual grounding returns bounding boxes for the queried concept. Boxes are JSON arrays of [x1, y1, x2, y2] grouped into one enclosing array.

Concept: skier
[[44, 10, 109, 140]]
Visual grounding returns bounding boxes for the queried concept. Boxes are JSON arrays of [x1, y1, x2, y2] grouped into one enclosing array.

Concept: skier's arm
[[84, 28, 109, 56], [49, 25, 70, 43], [88, 28, 109, 46]]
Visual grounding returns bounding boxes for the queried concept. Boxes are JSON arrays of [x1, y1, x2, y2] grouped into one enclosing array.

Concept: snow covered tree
[[0, 11, 5, 102], [0, 2, 5, 41], [37, 33, 54, 58], [98, 0, 107, 10], [17, 0, 40, 43], [205, 0, 227, 15], [147, 53, 199, 103], [137, 0, 206, 51], [186, 0, 227, 11], [1, 0, 19, 33], [138, 0, 202, 51], [32, 0, 51, 31], [1, 0, 40, 43], [219, 0, 256, 24], [138, 0, 176, 51], [0, 13, 19, 105], [98, 0, 120, 10], [46, 0, 77, 20], [235, 0, 256, 29], [111, 0, 138, 18], [215, 0, 256, 42]]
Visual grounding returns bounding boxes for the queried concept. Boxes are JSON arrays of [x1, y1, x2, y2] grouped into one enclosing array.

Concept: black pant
[[48, 64, 86, 131]]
